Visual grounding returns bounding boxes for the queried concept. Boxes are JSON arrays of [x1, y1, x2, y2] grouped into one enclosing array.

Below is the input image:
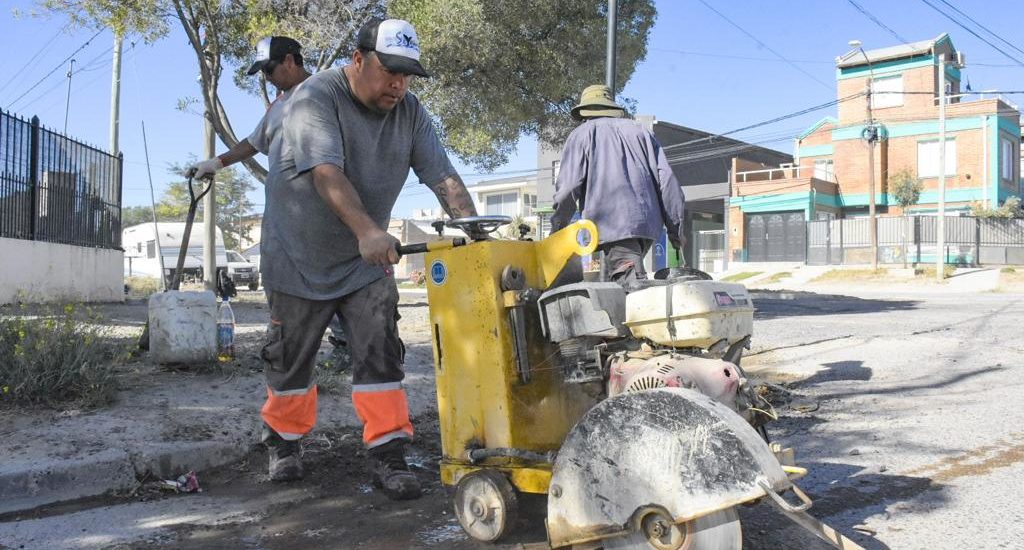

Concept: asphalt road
[[2, 290, 1022, 549]]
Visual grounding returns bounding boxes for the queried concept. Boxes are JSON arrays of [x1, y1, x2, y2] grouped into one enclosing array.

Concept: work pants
[[260, 276, 412, 448], [599, 238, 653, 284]]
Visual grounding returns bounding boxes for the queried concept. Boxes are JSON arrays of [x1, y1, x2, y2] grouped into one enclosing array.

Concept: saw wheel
[[601, 508, 741, 550], [453, 470, 519, 542]]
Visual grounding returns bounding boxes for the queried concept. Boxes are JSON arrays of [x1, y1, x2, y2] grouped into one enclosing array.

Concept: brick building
[[729, 33, 1022, 262]]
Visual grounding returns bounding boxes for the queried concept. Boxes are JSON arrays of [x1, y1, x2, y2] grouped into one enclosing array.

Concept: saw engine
[[537, 272, 769, 431]]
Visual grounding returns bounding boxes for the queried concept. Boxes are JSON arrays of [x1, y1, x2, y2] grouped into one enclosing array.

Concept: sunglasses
[[261, 60, 279, 76]]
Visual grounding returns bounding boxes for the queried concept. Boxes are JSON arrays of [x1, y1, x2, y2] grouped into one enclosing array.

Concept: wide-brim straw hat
[[571, 84, 626, 121]]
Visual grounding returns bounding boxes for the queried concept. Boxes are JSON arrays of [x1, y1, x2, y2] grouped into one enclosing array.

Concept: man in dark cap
[[187, 36, 309, 180], [256, 18, 483, 500]]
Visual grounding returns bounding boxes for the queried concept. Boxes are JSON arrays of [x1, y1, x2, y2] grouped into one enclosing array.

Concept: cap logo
[[375, 19, 421, 60]]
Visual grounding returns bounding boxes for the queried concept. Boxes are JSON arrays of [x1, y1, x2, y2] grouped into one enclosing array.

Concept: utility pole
[[109, 34, 123, 154], [63, 59, 75, 134], [936, 53, 947, 281], [605, 0, 617, 97], [203, 115, 217, 292], [851, 40, 878, 270]]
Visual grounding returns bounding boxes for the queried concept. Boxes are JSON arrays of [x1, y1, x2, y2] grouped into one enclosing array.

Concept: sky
[[2, 0, 1023, 218]]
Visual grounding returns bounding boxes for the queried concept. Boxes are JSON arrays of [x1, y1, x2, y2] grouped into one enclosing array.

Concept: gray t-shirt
[[246, 87, 294, 156], [262, 67, 456, 300]]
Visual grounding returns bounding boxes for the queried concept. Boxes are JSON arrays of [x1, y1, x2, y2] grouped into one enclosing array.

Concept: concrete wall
[[0, 238, 123, 304]]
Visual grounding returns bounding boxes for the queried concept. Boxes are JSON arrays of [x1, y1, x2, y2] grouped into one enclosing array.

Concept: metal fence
[[697, 230, 726, 273], [808, 216, 1024, 266], [0, 109, 122, 249]]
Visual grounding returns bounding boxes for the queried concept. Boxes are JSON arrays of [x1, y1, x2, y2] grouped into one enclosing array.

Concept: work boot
[[265, 429, 304, 482], [369, 440, 421, 500]]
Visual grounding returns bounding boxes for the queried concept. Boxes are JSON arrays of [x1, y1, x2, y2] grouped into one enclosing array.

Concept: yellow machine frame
[[424, 220, 599, 494]]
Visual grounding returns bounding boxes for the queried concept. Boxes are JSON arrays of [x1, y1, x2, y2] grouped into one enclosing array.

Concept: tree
[[121, 205, 155, 228], [971, 196, 1024, 219], [162, 163, 257, 250], [890, 168, 923, 210], [38, 0, 655, 179], [889, 168, 922, 268]]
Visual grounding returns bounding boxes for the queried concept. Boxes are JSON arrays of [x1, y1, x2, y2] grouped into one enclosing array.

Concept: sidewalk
[[0, 296, 439, 517], [721, 263, 1018, 297]]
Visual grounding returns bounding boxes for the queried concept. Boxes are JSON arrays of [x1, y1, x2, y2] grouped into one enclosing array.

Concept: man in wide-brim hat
[[570, 84, 628, 120], [553, 84, 686, 284]]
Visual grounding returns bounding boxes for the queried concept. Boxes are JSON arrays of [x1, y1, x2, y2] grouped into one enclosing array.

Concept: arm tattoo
[[433, 175, 478, 219]]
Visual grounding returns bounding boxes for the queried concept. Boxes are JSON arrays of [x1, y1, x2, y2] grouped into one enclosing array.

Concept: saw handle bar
[[395, 237, 466, 257], [758, 478, 813, 513]]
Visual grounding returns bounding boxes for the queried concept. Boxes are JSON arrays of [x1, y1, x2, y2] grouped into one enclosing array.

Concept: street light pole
[[851, 40, 878, 270], [936, 53, 947, 281], [606, 0, 617, 97]]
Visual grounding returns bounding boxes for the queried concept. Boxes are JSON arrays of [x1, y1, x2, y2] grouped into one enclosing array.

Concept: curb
[[0, 438, 251, 516]]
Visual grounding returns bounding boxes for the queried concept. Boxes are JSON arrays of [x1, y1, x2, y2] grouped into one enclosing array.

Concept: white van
[[123, 222, 227, 285]]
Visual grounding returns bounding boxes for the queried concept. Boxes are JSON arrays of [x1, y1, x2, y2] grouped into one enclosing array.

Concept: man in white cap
[[551, 84, 686, 284], [187, 36, 310, 180], [257, 17, 483, 500]]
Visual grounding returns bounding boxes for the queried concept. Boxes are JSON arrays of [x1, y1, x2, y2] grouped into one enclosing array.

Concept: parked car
[[226, 250, 260, 290]]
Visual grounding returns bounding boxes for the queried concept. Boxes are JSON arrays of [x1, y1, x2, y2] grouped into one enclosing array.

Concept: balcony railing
[[735, 165, 839, 183]]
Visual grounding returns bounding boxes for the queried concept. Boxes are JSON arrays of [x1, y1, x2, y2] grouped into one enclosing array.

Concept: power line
[[5, 29, 105, 110], [694, 0, 833, 90], [918, 0, 1024, 68], [662, 91, 866, 152], [845, 0, 912, 45], [935, 0, 1024, 58]]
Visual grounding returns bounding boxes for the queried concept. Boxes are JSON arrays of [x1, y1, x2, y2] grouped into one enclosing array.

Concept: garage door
[[746, 212, 806, 262]]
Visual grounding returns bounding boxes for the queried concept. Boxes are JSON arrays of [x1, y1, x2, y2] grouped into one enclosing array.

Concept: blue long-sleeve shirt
[[551, 117, 685, 245]]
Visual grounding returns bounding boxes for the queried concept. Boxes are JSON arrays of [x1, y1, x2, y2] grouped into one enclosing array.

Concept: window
[[227, 251, 245, 263], [813, 159, 835, 181], [146, 240, 156, 259], [870, 76, 903, 109], [523, 193, 537, 216], [917, 139, 956, 178], [485, 192, 518, 216], [1001, 137, 1017, 181]]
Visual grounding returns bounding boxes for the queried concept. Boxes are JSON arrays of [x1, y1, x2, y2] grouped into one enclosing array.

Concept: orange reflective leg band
[[261, 385, 318, 440], [351, 383, 414, 447]]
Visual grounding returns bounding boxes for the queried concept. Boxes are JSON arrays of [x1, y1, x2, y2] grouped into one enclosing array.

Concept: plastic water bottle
[[217, 296, 235, 362]]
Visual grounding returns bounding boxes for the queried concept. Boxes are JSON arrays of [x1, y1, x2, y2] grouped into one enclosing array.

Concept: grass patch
[[0, 304, 129, 408], [762, 271, 792, 285], [722, 271, 761, 282], [811, 268, 888, 283], [913, 265, 956, 279], [1001, 267, 1017, 274], [125, 276, 161, 300]]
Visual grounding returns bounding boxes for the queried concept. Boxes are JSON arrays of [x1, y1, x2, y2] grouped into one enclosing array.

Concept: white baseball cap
[[356, 18, 429, 77]]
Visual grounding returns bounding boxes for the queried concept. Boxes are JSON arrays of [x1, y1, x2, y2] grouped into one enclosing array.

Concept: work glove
[[186, 157, 223, 179]]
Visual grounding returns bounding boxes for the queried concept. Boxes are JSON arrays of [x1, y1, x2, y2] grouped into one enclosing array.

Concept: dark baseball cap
[[356, 18, 429, 77], [246, 36, 302, 75]]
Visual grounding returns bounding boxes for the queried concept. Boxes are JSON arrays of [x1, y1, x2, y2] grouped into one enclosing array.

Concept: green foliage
[[29, 0, 169, 40], [38, 0, 655, 173], [0, 305, 128, 408], [889, 168, 923, 208], [122, 205, 155, 228], [393, 0, 656, 169], [970, 196, 1024, 219]]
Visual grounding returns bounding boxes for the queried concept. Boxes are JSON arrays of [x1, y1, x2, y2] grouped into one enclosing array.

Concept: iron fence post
[[975, 217, 981, 267], [28, 116, 40, 241], [117, 152, 124, 248]]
